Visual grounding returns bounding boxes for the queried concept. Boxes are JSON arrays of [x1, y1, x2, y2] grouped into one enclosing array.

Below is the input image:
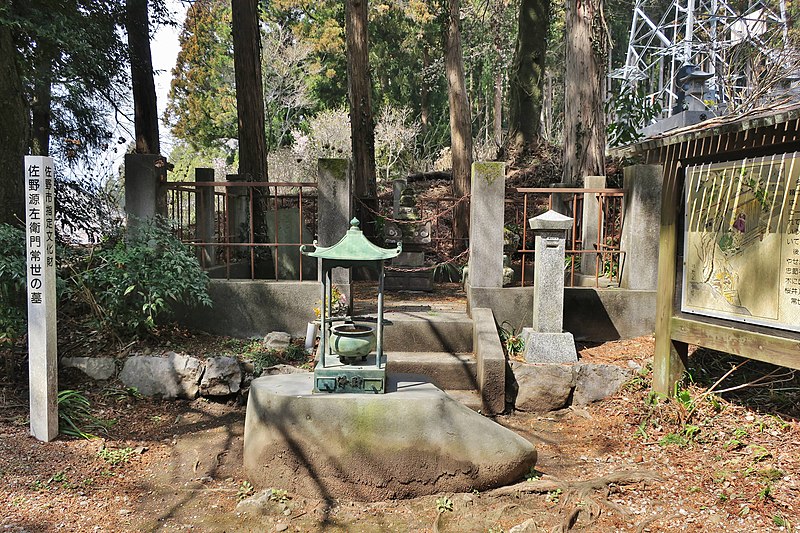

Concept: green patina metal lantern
[[301, 218, 401, 393]]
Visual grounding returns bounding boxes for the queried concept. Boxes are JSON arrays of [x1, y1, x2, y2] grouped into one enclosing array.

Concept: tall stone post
[[620, 165, 663, 290], [317, 159, 352, 308], [25, 156, 58, 441], [226, 174, 250, 251], [580, 175, 606, 276], [195, 168, 216, 267], [392, 178, 406, 215], [467, 162, 506, 289], [521, 210, 578, 363], [124, 153, 167, 226]]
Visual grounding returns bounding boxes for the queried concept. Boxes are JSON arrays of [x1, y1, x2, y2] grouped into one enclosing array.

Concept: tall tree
[[0, 0, 127, 223], [127, 0, 160, 154], [0, 12, 27, 225], [231, 0, 267, 182], [345, 0, 377, 234], [166, 0, 237, 149], [445, 0, 472, 252], [562, 0, 608, 184], [507, 0, 550, 160]]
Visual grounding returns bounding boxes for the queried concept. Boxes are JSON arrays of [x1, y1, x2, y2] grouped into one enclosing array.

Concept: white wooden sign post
[[25, 155, 58, 441]]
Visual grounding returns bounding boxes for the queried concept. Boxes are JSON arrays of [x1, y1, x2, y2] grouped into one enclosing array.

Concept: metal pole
[[377, 262, 385, 369], [319, 266, 328, 368], [325, 270, 332, 361]]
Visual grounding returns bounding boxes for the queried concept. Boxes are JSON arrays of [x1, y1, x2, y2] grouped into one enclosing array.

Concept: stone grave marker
[[521, 210, 578, 363]]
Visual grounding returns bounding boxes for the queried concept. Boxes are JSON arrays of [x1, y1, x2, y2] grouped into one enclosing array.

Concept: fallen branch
[[490, 469, 661, 497]]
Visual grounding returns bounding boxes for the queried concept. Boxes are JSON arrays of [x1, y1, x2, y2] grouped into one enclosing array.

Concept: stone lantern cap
[[301, 218, 402, 262], [529, 209, 573, 231]]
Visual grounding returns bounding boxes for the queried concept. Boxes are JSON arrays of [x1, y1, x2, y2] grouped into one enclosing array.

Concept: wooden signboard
[[682, 153, 800, 331]]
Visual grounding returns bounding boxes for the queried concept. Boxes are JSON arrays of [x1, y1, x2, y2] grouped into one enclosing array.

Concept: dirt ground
[[2, 328, 800, 531]]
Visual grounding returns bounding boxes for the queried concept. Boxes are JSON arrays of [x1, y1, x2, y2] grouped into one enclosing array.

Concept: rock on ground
[[512, 363, 575, 412], [200, 356, 242, 396], [263, 331, 291, 350], [572, 363, 632, 405], [244, 373, 537, 501], [119, 352, 204, 399], [60, 356, 116, 380], [510, 362, 632, 412]]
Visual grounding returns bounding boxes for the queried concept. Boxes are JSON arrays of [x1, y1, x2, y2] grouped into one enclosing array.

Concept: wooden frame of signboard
[[610, 105, 800, 395]]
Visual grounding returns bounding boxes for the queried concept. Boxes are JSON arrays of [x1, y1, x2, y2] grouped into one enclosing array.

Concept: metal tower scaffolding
[[613, 0, 794, 117]]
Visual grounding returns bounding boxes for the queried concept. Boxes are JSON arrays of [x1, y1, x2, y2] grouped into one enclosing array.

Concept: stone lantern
[[301, 218, 401, 393]]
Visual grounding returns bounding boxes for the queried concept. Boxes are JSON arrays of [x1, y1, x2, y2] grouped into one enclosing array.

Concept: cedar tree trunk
[[563, 0, 608, 184], [507, 0, 550, 159], [346, 0, 378, 236], [445, 0, 473, 253], [126, 0, 160, 154], [0, 17, 29, 226]]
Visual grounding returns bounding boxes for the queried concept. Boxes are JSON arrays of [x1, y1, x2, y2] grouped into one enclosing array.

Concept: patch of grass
[[267, 488, 289, 503], [525, 467, 543, 482], [757, 483, 773, 501], [96, 447, 134, 466], [546, 488, 562, 503], [658, 432, 688, 447], [757, 468, 785, 482], [435, 496, 453, 513], [102, 386, 143, 402], [773, 513, 790, 528], [240, 340, 309, 375], [237, 480, 254, 501], [748, 444, 771, 463]]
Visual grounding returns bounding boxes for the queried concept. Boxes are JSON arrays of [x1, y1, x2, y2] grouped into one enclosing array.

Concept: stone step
[[443, 389, 483, 412], [386, 351, 478, 391], [380, 311, 474, 353]]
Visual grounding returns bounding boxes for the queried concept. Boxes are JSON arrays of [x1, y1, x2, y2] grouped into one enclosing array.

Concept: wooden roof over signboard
[[612, 100, 800, 159]]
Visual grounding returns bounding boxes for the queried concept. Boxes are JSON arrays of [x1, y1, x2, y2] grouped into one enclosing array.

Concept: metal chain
[[385, 248, 470, 272], [355, 194, 471, 225]]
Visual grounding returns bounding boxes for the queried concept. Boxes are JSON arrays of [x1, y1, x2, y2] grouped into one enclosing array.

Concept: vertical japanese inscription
[[25, 156, 58, 441]]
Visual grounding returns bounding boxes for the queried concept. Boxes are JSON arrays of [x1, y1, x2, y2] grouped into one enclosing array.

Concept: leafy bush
[[0, 224, 27, 344], [606, 84, 663, 147], [78, 217, 211, 335]]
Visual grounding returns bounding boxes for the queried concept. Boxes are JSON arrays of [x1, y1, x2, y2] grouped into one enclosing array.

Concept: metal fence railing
[[165, 180, 318, 281], [506, 187, 625, 288]]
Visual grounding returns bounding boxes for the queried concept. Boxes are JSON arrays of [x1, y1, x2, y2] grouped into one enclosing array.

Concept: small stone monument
[[521, 210, 578, 363], [384, 179, 433, 291]]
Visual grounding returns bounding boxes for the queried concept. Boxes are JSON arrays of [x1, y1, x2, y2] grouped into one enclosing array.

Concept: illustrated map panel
[[682, 153, 800, 331]]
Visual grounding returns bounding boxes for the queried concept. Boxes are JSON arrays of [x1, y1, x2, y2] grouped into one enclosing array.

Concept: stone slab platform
[[244, 373, 536, 501]]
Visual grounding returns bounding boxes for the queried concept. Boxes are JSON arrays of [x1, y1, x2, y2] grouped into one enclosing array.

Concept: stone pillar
[[25, 156, 58, 441], [549, 182, 572, 216], [521, 210, 578, 363], [392, 178, 406, 215], [580, 175, 606, 276], [195, 168, 216, 267], [468, 161, 505, 288], [317, 159, 352, 307], [620, 165, 663, 290], [124, 153, 167, 225], [226, 174, 250, 246]]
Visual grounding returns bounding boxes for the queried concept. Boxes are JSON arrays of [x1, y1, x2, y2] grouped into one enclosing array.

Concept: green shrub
[[0, 224, 27, 344], [78, 217, 211, 335]]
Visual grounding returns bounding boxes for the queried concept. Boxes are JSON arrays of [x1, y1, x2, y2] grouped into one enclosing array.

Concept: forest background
[[0, 0, 798, 237]]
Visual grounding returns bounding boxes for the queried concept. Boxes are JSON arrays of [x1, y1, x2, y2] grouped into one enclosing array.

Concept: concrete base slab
[[244, 373, 536, 501], [521, 330, 578, 363]]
